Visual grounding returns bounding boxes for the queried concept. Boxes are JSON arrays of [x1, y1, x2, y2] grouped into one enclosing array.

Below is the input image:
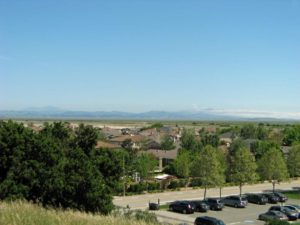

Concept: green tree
[[287, 144, 300, 178], [282, 125, 300, 146], [258, 148, 289, 192], [230, 147, 257, 196], [180, 128, 201, 152], [160, 135, 175, 150], [200, 133, 220, 148], [216, 149, 227, 199], [240, 124, 256, 139], [174, 150, 191, 180], [134, 153, 157, 180], [73, 124, 98, 155], [91, 148, 124, 193], [257, 124, 268, 140], [250, 140, 278, 160], [191, 146, 225, 199]]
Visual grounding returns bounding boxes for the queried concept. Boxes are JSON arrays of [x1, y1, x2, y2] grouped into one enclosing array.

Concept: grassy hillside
[[0, 201, 158, 225]]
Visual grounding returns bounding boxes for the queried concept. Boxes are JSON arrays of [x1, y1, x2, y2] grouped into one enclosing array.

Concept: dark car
[[246, 193, 268, 205], [169, 201, 195, 214], [204, 198, 224, 211], [194, 216, 226, 225], [258, 210, 288, 221], [190, 200, 210, 212], [262, 193, 280, 204], [284, 204, 300, 218], [269, 206, 298, 221], [273, 192, 288, 202], [222, 196, 248, 208]]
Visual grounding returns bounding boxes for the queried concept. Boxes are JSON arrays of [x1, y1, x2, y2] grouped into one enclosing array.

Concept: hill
[[0, 201, 159, 225]]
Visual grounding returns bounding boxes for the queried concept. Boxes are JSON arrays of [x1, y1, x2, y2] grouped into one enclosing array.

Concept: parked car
[[190, 200, 210, 212], [258, 210, 288, 221], [204, 198, 224, 211], [273, 192, 288, 202], [262, 193, 280, 204], [284, 204, 300, 218], [222, 196, 248, 208], [246, 193, 268, 205], [269, 206, 298, 221], [194, 216, 226, 225], [169, 201, 195, 214]]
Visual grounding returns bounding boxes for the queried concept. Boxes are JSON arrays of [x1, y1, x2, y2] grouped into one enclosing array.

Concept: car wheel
[[169, 206, 173, 211], [183, 209, 187, 214], [234, 204, 238, 208]]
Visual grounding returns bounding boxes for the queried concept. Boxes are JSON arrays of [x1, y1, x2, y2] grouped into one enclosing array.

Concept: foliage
[[282, 125, 300, 146], [287, 144, 300, 177], [134, 153, 157, 180], [265, 220, 290, 225], [240, 124, 257, 139], [0, 120, 122, 214], [200, 133, 220, 148], [250, 141, 279, 160], [230, 147, 257, 195], [74, 124, 98, 155], [257, 148, 289, 192], [180, 128, 201, 152], [160, 135, 175, 150], [173, 150, 191, 178], [191, 145, 225, 198]]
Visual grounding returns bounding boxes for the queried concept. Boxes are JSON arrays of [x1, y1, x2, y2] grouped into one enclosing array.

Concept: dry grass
[[0, 201, 157, 225]]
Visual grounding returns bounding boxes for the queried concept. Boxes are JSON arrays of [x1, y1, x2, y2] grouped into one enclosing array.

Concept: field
[[0, 201, 159, 225]]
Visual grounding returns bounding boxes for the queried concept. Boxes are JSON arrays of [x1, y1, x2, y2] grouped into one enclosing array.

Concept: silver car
[[258, 210, 288, 221], [223, 196, 248, 208]]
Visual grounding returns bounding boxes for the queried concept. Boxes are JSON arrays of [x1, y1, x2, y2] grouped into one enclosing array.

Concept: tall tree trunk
[[239, 183, 242, 196], [272, 181, 275, 193], [204, 186, 207, 200], [219, 187, 222, 199]]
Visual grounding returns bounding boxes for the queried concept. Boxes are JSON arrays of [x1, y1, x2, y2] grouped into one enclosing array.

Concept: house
[[144, 149, 178, 170], [220, 132, 233, 147], [110, 134, 146, 149]]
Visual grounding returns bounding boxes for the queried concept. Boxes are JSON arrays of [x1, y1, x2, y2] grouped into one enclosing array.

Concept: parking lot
[[154, 199, 300, 225]]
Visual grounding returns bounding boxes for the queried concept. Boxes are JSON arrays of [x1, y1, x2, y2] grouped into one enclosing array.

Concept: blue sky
[[1, 0, 300, 115]]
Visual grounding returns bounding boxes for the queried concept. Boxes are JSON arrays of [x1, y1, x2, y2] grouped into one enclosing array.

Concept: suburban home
[[220, 132, 233, 147], [110, 134, 146, 149], [144, 149, 178, 170]]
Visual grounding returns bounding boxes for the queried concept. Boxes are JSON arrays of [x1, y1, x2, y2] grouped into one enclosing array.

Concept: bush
[[266, 220, 290, 225], [147, 182, 160, 191], [127, 183, 147, 193], [190, 178, 202, 187], [168, 180, 179, 189], [134, 210, 159, 224]]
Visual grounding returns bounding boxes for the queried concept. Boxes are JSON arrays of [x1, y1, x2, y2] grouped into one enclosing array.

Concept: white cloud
[[205, 108, 300, 120]]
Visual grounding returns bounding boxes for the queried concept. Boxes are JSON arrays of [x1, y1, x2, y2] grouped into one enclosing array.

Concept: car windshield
[[291, 205, 300, 210]]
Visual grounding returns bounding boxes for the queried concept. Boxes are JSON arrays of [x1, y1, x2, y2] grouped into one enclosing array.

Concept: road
[[113, 179, 300, 209]]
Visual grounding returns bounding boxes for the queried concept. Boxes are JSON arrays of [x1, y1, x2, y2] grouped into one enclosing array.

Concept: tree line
[[168, 126, 300, 198]]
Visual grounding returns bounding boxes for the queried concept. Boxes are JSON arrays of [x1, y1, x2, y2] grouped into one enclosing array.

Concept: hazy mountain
[[1, 108, 298, 121]]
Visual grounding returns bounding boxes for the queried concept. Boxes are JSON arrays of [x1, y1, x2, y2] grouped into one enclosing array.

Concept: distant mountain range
[[0, 107, 299, 121]]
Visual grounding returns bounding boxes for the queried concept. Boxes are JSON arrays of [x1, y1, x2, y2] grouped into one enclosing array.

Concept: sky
[[1, 0, 300, 117]]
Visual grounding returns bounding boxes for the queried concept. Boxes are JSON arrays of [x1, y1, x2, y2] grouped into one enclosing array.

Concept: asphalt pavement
[[113, 179, 300, 210]]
